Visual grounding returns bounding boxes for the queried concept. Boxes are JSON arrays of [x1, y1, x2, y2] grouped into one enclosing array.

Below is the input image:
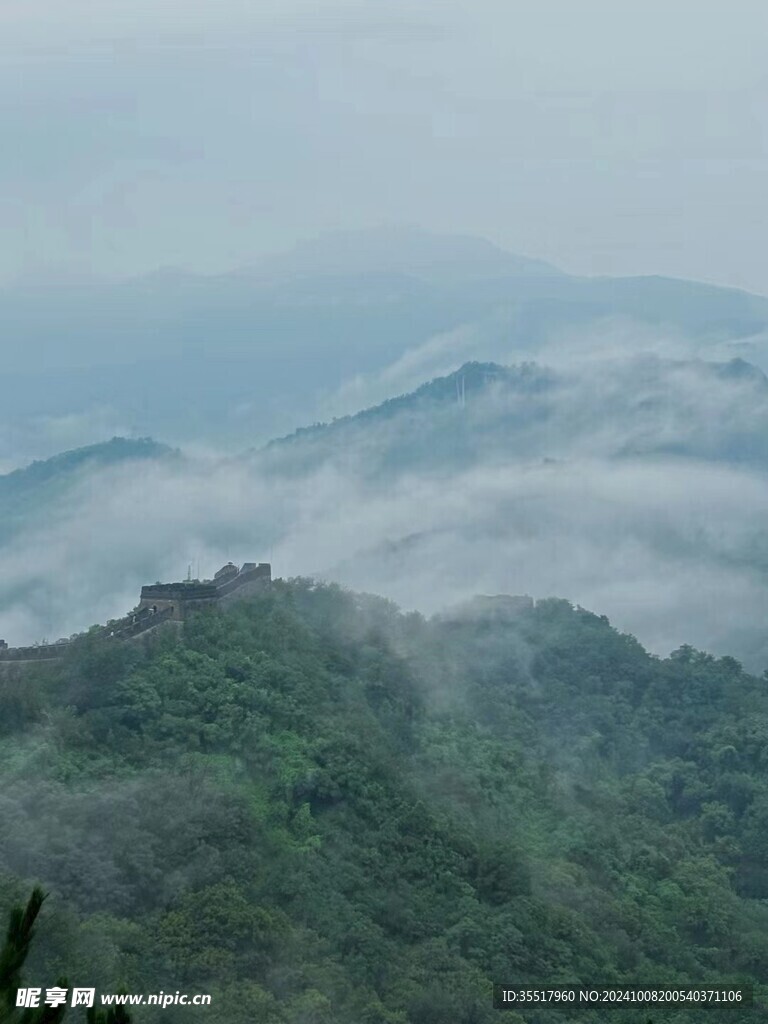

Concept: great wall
[[0, 561, 272, 664]]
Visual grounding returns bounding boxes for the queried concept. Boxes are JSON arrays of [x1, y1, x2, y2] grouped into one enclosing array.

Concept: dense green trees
[[0, 580, 766, 1021], [0, 887, 128, 1024]]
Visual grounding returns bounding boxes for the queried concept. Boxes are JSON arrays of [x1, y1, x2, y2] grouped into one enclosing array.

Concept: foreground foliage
[[0, 581, 765, 1022]]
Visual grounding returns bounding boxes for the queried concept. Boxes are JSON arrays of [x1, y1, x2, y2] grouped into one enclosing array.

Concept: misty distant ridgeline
[[2, 348, 768, 671], [261, 355, 768, 475], [0, 581, 766, 1022], [2, 237, 768, 1024], [4, 228, 768, 464], [5, 1, 768, 1020]]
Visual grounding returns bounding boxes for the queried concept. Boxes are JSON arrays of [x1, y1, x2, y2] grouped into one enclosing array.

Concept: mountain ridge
[[261, 355, 768, 473], [4, 227, 768, 450], [0, 436, 174, 490], [0, 579, 766, 1021]]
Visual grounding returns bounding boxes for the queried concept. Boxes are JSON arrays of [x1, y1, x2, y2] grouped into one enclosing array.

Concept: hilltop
[[0, 437, 173, 494], [4, 354, 768, 668], [0, 437, 175, 547], [0, 580, 765, 1022], [260, 355, 768, 477]]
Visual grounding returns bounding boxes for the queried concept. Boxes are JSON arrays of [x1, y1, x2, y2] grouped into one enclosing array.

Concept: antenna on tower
[[456, 373, 465, 409], [186, 564, 192, 582]]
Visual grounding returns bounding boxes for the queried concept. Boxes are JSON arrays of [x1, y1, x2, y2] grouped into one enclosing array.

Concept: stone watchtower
[[137, 562, 271, 621], [0, 563, 273, 662]]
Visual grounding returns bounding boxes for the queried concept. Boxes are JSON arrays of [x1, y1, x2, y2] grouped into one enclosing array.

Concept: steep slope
[[0, 582, 765, 1023], [0, 436, 172, 495], [260, 356, 768, 476], [4, 355, 768, 666], [254, 357, 768, 669], [0, 437, 175, 543]]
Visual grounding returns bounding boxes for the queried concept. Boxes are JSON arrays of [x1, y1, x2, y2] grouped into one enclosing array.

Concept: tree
[[0, 889, 131, 1024]]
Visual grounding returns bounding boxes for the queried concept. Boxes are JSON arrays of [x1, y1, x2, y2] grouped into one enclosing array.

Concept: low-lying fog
[[3, 335, 768, 673]]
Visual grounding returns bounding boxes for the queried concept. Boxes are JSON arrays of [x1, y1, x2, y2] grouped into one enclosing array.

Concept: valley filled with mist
[[4, 1, 768, 1020], [3, 229, 768, 1023], [3, 242, 768, 673]]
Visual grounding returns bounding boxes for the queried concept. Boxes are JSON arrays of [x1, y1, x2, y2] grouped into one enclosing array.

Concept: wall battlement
[[138, 562, 271, 620], [0, 561, 272, 664]]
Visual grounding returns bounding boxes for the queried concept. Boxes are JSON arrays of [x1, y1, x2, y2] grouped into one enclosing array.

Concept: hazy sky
[[2, 0, 767, 291]]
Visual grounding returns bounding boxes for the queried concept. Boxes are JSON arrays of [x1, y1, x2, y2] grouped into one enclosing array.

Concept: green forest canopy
[[0, 580, 765, 1023]]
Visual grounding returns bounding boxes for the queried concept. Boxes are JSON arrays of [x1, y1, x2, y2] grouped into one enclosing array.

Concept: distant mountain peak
[[266, 360, 555, 454], [248, 226, 564, 283], [0, 437, 173, 493], [714, 356, 768, 383]]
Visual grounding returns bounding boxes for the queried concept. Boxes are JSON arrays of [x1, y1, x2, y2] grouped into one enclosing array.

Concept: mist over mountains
[[2, 346, 768, 674], [3, 227, 768, 469], [6, 4, 768, 1017], [264, 356, 768, 475]]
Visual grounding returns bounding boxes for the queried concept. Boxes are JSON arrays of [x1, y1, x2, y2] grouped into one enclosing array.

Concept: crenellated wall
[[137, 562, 271, 620], [0, 561, 272, 664]]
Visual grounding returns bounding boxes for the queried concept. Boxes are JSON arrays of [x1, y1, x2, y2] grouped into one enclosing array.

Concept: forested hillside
[[0, 582, 765, 1022], [0, 438, 174, 546], [262, 358, 768, 478]]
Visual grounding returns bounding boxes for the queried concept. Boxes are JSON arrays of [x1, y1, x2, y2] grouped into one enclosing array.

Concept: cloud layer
[[3, 351, 768, 673]]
